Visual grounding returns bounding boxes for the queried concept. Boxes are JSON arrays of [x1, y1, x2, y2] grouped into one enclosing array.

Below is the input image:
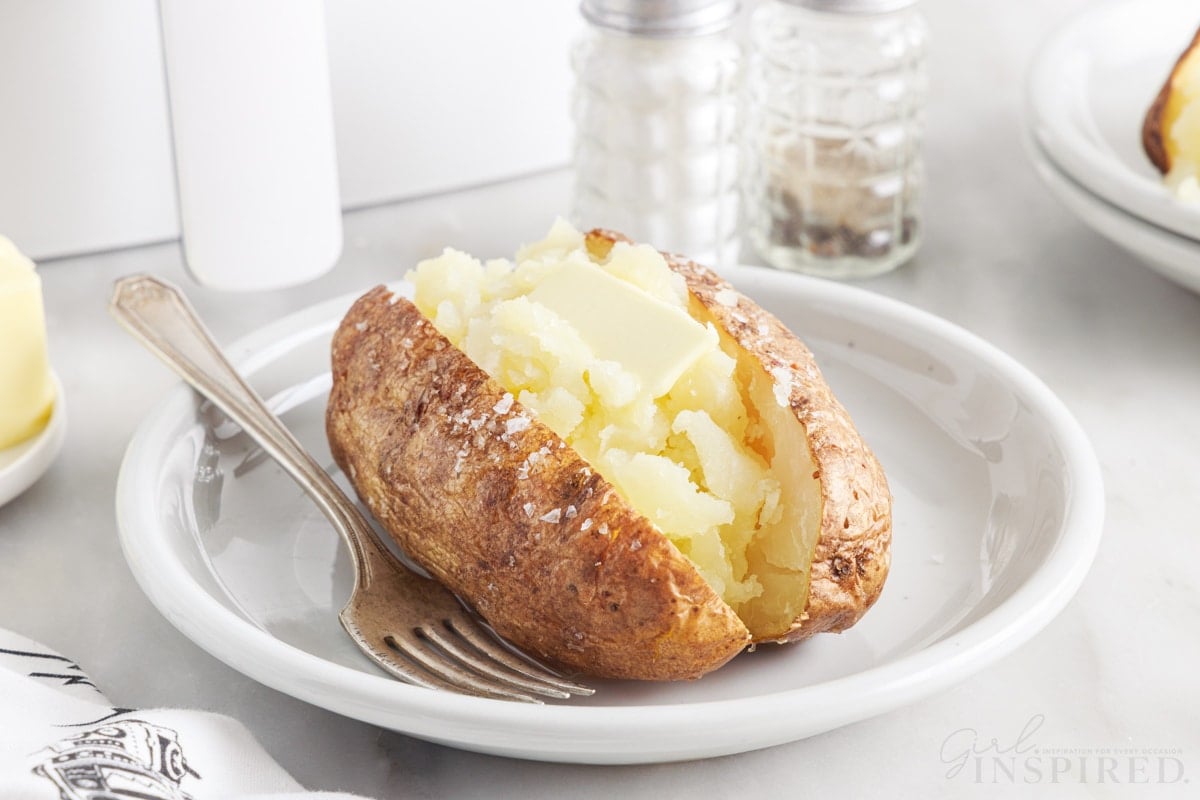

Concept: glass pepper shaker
[[742, 0, 929, 279], [571, 0, 741, 267]]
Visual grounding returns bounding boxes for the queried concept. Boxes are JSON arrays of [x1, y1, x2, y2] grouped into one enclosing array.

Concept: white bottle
[[743, 0, 928, 279], [571, 0, 741, 267], [159, 0, 343, 291]]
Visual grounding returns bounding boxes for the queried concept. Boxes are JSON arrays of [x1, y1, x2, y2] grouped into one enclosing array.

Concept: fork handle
[[109, 274, 370, 575]]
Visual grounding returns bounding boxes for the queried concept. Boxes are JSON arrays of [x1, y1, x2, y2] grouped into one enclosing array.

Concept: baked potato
[[1143, 25, 1200, 178], [326, 223, 891, 681]]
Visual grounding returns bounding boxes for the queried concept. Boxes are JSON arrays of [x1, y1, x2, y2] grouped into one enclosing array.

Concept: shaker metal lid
[[580, 0, 740, 36], [782, 0, 918, 13]]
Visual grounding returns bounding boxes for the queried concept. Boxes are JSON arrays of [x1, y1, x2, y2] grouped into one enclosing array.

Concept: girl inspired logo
[[940, 714, 1187, 785], [31, 719, 198, 800]]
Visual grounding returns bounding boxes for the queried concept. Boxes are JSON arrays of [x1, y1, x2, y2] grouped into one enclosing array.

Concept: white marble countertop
[[2, 0, 1198, 796]]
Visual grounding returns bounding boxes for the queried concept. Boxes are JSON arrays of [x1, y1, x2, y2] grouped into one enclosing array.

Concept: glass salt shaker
[[571, 0, 741, 267], [743, 0, 928, 279]]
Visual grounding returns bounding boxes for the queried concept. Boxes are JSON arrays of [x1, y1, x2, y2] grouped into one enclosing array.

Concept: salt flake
[[770, 365, 793, 408], [714, 288, 739, 307], [493, 394, 514, 415]]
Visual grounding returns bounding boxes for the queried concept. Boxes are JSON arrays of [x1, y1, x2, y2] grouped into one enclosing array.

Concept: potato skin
[[1145, 76, 1172, 174], [1143, 26, 1200, 174], [583, 230, 891, 643], [660, 245, 892, 642], [326, 286, 750, 681]]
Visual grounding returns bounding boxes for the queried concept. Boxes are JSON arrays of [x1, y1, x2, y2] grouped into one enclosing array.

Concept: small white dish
[[1029, 137, 1200, 295], [0, 372, 67, 508], [1028, 0, 1200, 240], [115, 274, 1105, 764]]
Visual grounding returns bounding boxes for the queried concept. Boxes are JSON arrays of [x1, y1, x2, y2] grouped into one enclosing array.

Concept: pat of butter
[[0, 236, 56, 450], [528, 259, 711, 398]]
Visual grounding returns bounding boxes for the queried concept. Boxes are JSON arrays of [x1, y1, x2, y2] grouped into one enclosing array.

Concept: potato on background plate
[[1143, 25, 1200, 187]]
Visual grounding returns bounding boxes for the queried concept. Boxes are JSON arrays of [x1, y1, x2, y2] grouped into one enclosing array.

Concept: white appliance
[[0, 0, 577, 285]]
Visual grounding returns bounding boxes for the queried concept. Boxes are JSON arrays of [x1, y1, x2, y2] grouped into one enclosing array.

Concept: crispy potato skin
[[1145, 77, 1172, 174], [1143, 26, 1200, 174], [668, 254, 891, 641], [327, 232, 892, 679], [327, 286, 750, 681], [587, 230, 892, 642]]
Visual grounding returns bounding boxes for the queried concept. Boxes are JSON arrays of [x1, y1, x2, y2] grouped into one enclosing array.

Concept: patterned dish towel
[[0, 628, 372, 800]]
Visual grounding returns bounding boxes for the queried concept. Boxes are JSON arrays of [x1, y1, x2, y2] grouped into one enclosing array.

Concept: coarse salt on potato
[[410, 222, 801, 635]]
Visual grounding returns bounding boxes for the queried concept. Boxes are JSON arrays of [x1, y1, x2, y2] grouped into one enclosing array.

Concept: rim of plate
[[1027, 134, 1200, 295], [0, 371, 67, 508], [1027, 0, 1200, 241], [114, 271, 1105, 763]]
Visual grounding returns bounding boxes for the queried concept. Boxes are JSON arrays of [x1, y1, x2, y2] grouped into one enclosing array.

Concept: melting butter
[[0, 236, 55, 449], [528, 258, 713, 398]]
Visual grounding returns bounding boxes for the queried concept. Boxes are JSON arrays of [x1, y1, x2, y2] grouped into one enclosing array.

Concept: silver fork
[[109, 274, 593, 703]]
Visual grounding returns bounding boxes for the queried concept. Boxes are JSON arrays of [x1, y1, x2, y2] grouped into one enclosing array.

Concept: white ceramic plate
[[1028, 0, 1200, 240], [0, 372, 66, 508], [1029, 137, 1200, 295], [115, 272, 1104, 764]]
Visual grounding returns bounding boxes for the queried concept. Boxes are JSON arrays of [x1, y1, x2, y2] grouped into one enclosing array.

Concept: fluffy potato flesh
[[410, 221, 820, 639]]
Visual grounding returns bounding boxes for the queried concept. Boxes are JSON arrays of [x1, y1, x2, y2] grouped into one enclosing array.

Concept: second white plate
[[1028, 0, 1200, 240], [1030, 137, 1200, 295], [115, 270, 1105, 764]]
